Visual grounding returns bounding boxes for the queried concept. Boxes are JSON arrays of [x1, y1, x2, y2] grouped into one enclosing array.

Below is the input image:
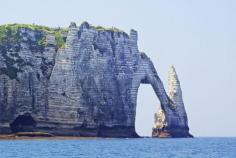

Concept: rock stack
[[152, 66, 193, 138]]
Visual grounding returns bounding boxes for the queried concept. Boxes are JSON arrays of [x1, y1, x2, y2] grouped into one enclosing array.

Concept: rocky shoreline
[[0, 132, 100, 140]]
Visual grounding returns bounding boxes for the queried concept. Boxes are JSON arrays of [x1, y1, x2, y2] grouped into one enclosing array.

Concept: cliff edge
[[0, 22, 191, 137]]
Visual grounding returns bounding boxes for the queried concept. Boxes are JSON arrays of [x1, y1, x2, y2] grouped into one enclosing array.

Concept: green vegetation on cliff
[[0, 24, 67, 80], [0, 24, 67, 50], [0, 24, 46, 52], [55, 30, 66, 49], [0, 24, 51, 33], [0, 24, 21, 45], [92, 25, 123, 32], [0, 23, 127, 51], [79, 21, 127, 35]]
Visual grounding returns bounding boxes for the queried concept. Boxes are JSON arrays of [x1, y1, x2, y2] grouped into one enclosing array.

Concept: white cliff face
[[153, 108, 165, 129], [168, 66, 181, 109], [0, 22, 191, 137], [168, 66, 189, 128], [152, 66, 192, 137]]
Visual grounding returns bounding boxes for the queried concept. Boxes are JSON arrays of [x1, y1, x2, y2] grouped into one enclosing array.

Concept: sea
[[0, 138, 236, 158]]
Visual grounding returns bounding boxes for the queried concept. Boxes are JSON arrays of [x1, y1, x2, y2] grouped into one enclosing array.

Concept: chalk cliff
[[152, 66, 193, 137], [0, 22, 191, 137]]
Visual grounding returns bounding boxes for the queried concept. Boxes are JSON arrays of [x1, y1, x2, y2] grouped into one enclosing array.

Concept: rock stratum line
[[0, 22, 192, 138]]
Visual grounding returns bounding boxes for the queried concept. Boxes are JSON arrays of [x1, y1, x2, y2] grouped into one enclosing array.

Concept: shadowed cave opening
[[135, 84, 160, 136], [10, 113, 36, 133]]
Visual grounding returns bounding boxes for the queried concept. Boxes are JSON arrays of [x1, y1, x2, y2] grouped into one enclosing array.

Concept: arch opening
[[10, 113, 36, 133], [135, 84, 160, 137]]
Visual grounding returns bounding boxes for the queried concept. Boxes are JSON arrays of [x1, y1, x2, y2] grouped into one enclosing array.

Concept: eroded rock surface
[[0, 22, 191, 137], [152, 66, 193, 138]]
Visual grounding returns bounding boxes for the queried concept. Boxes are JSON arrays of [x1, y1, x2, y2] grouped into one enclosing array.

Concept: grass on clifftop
[[55, 30, 66, 49], [0, 24, 50, 42], [79, 21, 125, 33], [92, 25, 123, 32], [90, 25, 129, 38], [0, 23, 67, 49], [0, 23, 127, 49], [0, 24, 67, 80]]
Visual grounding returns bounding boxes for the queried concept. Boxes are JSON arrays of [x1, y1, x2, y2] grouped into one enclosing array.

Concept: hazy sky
[[1, 0, 235, 137]]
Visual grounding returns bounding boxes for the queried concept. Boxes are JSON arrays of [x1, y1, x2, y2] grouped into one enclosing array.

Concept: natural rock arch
[[135, 84, 161, 136], [0, 22, 192, 137], [130, 55, 176, 136]]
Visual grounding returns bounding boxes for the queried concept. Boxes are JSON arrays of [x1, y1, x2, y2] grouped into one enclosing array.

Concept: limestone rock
[[0, 22, 192, 137], [152, 66, 193, 138], [153, 108, 166, 129]]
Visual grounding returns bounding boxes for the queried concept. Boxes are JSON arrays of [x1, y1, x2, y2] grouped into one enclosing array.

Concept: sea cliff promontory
[[0, 22, 192, 137]]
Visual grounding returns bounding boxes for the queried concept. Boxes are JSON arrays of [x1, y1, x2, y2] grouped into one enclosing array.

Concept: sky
[[0, 0, 235, 137]]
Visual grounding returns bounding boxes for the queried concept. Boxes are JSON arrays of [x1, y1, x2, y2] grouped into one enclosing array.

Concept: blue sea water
[[0, 138, 235, 158]]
